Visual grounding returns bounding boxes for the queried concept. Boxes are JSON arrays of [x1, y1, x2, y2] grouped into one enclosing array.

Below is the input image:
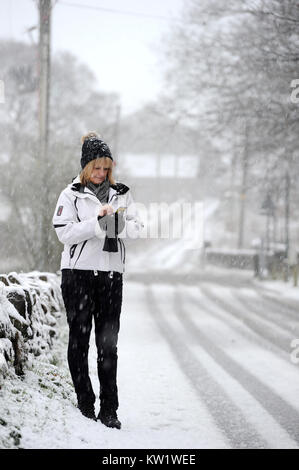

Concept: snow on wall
[[0, 271, 63, 379]]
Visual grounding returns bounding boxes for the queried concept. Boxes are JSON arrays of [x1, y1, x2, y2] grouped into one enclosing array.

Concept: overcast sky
[[0, 0, 185, 114]]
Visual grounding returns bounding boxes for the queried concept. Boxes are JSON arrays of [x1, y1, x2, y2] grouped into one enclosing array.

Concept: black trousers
[[61, 269, 123, 411]]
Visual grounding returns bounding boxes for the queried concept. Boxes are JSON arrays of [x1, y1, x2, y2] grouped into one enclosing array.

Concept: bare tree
[[0, 41, 121, 273], [161, 0, 299, 248]]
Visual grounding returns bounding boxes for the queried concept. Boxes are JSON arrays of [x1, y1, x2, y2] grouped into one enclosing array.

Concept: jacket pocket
[[72, 240, 88, 269], [69, 244, 77, 267], [69, 244, 77, 259]]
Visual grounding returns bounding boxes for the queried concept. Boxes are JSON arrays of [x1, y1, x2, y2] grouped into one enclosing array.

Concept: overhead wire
[[57, 0, 180, 23]]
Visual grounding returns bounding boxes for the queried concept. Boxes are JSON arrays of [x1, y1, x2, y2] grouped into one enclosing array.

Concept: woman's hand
[[98, 204, 114, 217]]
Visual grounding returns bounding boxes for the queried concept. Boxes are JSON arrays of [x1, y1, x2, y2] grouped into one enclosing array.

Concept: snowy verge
[[0, 271, 64, 379]]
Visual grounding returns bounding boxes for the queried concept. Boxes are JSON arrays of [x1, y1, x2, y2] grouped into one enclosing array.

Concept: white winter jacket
[[53, 176, 143, 273]]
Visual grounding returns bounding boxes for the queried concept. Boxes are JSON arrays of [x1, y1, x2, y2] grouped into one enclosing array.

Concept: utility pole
[[39, 0, 51, 164], [285, 169, 290, 258], [114, 104, 121, 156], [238, 122, 249, 249], [113, 103, 121, 179], [38, 0, 52, 271], [229, 148, 237, 234], [283, 111, 290, 280]]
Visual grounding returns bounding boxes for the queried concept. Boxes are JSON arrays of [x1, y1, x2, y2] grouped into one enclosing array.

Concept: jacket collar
[[68, 175, 118, 203], [68, 175, 129, 199]]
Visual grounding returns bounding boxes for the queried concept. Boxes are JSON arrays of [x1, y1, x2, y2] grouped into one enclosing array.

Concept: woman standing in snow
[[53, 132, 143, 429]]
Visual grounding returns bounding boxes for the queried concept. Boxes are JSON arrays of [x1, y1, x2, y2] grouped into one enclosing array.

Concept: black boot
[[98, 408, 121, 429], [78, 403, 97, 421]]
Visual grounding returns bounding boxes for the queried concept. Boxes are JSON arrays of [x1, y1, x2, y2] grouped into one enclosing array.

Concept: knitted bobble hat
[[81, 133, 113, 169]]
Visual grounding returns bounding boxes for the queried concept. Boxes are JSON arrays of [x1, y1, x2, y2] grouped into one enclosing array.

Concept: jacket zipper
[[69, 188, 120, 271]]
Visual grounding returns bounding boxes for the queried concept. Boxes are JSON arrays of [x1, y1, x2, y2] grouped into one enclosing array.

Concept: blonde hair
[[80, 132, 115, 186], [80, 157, 115, 185]]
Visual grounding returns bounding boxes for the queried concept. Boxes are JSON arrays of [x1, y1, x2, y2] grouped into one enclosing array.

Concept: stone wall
[[0, 271, 63, 378]]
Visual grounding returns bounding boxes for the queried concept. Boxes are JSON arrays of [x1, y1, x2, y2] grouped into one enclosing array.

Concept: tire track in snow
[[233, 291, 299, 338], [146, 287, 268, 449], [254, 288, 299, 322], [176, 285, 298, 448], [199, 284, 292, 354], [186, 286, 287, 360], [173, 289, 299, 445], [126, 270, 251, 288]]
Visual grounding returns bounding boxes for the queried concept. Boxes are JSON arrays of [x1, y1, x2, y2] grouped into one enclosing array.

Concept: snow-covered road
[[1, 267, 299, 449]]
